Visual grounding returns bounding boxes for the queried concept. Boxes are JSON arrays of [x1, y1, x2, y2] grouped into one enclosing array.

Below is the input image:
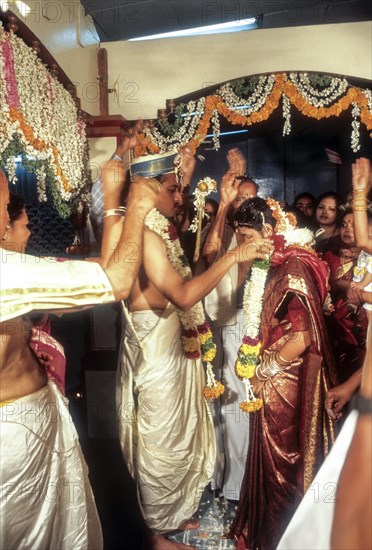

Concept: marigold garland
[[0, 22, 91, 217], [135, 72, 371, 158], [144, 209, 224, 399]]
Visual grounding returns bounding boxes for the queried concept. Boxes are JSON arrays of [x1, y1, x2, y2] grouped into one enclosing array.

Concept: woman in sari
[[2, 193, 66, 393], [228, 197, 337, 550], [314, 191, 344, 255], [323, 209, 368, 382]]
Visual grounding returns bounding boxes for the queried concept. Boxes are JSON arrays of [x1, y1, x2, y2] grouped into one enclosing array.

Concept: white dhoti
[[203, 228, 249, 500], [0, 381, 103, 550], [117, 304, 216, 534], [219, 308, 250, 500]]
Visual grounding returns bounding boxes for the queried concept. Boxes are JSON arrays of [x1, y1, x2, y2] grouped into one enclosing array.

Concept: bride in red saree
[[228, 197, 337, 550]]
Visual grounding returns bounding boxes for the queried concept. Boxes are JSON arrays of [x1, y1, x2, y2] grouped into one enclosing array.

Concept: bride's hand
[[250, 374, 264, 395]]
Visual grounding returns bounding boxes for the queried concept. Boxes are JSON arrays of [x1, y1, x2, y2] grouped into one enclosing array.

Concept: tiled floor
[[167, 490, 237, 549]]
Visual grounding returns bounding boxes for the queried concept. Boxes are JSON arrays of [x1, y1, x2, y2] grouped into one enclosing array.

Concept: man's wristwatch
[[351, 392, 372, 415]]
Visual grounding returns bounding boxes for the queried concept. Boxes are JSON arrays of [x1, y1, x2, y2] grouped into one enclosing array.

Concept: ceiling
[[81, 0, 372, 42]]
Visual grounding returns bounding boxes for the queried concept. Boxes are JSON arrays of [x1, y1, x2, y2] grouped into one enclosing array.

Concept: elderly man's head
[[0, 170, 10, 240], [230, 176, 258, 216]]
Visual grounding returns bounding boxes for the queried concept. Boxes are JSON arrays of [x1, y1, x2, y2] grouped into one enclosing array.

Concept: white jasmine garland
[[211, 109, 220, 151], [363, 89, 372, 112], [242, 264, 270, 340], [281, 227, 315, 247], [5, 157, 17, 184], [282, 95, 291, 136], [218, 76, 276, 115], [144, 209, 205, 329], [351, 103, 361, 153], [0, 22, 90, 214], [145, 98, 206, 152], [36, 165, 47, 202], [290, 73, 348, 107]]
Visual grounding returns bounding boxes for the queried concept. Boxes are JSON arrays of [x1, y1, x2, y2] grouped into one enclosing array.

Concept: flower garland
[[235, 257, 270, 413], [289, 73, 349, 107], [189, 177, 217, 263], [144, 208, 224, 399], [235, 199, 315, 413], [218, 75, 276, 116], [189, 177, 217, 233], [0, 22, 91, 218], [135, 72, 372, 157]]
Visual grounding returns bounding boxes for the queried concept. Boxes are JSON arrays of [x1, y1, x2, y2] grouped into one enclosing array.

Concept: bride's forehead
[[237, 226, 256, 234]]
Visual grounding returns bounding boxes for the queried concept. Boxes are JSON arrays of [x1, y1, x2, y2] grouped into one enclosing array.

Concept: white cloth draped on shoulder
[[277, 410, 358, 550], [0, 381, 103, 550], [116, 302, 216, 534], [0, 251, 114, 323]]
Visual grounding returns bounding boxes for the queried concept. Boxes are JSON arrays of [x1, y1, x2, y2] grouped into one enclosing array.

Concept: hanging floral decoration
[[236, 199, 315, 413], [144, 208, 224, 399], [189, 177, 217, 233], [189, 177, 217, 263], [135, 73, 372, 157], [0, 22, 91, 218]]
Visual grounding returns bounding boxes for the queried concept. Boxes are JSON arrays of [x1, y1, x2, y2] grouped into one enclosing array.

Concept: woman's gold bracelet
[[275, 351, 292, 365]]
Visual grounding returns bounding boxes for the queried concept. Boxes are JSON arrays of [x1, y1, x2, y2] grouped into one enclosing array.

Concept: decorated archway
[[135, 72, 372, 157]]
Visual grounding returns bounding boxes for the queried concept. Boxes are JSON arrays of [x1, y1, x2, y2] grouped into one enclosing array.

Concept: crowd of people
[[0, 124, 371, 550]]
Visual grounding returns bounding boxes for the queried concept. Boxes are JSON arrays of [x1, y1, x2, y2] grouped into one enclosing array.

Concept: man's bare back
[[0, 317, 46, 402]]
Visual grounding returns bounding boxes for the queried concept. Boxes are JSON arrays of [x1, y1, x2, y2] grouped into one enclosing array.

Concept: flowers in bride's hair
[[282, 227, 315, 248], [145, 208, 222, 398]]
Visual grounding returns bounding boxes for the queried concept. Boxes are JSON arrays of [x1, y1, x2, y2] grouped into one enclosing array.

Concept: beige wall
[[6, 6, 371, 122], [104, 21, 372, 120]]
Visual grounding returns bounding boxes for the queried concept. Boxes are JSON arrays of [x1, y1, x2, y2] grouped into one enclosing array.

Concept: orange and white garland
[[0, 22, 90, 215], [135, 73, 372, 157], [144, 208, 224, 399]]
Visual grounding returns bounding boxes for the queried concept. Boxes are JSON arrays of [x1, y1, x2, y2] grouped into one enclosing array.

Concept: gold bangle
[[276, 351, 291, 365], [354, 206, 368, 212], [256, 365, 268, 381]]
